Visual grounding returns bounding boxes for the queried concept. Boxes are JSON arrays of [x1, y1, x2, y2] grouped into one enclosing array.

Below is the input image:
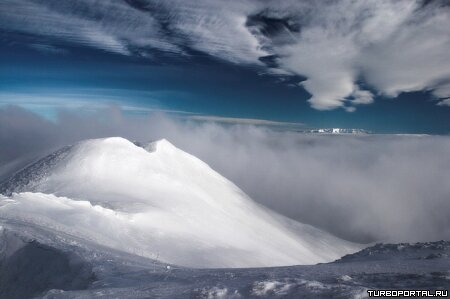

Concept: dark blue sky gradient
[[1, 39, 449, 134]]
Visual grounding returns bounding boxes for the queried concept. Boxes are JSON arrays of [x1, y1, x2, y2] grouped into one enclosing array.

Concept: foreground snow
[[0, 227, 448, 299], [0, 137, 359, 268]]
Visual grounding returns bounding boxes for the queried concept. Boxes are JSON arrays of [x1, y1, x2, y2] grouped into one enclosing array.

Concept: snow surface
[[0, 137, 360, 268], [0, 233, 445, 299]]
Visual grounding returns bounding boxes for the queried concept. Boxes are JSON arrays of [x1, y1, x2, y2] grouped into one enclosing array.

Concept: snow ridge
[[0, 137, 360, 268]]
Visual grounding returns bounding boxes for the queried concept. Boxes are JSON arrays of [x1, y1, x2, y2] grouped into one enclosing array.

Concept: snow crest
[[0, 137, 360, 268]]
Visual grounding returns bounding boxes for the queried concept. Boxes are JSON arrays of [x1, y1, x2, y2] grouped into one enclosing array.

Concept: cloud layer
[[1, 106, 450, 243], [1, 0, 450, 110]]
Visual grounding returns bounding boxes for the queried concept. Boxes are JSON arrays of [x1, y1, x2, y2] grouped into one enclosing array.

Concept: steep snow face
[[0, 137, 360, 267]]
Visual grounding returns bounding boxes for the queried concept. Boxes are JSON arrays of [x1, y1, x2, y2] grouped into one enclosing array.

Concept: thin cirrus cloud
[[0, 90, 304, 128], [1, 0, 450, 110], [0, 89, 197, 121], [189, 115, 304, 127]]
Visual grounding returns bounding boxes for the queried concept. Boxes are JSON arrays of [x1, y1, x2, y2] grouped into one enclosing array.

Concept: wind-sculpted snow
[[0, 224, 447, 299], [0, 137, 359, 268]]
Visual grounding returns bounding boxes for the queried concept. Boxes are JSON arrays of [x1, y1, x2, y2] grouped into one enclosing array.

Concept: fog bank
[[1, 105, 449, 243]]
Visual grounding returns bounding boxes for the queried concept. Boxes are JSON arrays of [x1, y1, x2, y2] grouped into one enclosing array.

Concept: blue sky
[[1, 0, 450, 133]]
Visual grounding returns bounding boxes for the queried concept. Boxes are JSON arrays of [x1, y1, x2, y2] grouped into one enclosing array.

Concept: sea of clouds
[[1, 105, 449, 244]]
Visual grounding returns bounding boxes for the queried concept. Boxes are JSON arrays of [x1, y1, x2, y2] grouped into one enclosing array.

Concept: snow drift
[[0, 137, 359, 267]]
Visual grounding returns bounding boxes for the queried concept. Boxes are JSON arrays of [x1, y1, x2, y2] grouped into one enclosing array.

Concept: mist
[[1, 105, 449, 243]]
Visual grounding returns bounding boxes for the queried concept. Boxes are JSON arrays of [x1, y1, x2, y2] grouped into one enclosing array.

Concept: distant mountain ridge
[[298, 128, 371, 134]]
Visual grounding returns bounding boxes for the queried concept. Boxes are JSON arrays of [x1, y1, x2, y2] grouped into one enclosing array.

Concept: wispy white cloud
[[189, 115, 304, 127], [1, 0, 450, 110], [0, 90, 303, 126], [437, 98, 450, 107], [0, 89, 196, 120], [29, 43, 69, 55], [152, 1, 267, 64], [433, 83, 450, 106], [0, 0, 180, 55], [350, 87, 374, 105]]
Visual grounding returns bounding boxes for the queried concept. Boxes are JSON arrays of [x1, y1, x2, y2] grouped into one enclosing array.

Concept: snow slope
[[0, 137, 360, 268]]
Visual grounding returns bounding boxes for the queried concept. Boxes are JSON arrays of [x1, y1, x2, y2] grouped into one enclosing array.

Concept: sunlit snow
[[0, 137, 359, 267]]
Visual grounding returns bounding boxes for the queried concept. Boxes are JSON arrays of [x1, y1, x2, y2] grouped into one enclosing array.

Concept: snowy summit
[[0, 137, 359, 268]]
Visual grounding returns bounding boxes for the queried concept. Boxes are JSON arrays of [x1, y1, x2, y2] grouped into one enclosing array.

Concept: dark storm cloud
[[1, 105, 450, 244]]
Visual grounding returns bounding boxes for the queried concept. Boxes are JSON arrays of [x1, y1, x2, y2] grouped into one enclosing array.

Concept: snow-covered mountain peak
[[152, 138, 176, 151], [145, 138, 178, 153], [0, 137, 361, 268]]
